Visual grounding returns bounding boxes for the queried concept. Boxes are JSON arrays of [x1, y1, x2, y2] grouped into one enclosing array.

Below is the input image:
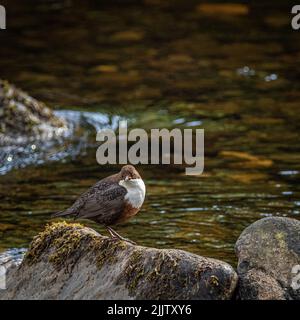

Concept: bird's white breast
[[119, 178, 146, 208]]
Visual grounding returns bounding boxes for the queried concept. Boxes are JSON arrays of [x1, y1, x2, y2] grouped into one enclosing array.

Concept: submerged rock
[[235, 217, 300, 300], [0, 222, 238, 300]]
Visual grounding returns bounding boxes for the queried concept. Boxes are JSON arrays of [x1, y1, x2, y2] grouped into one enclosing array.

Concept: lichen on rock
[[235, 217, 300, 300]]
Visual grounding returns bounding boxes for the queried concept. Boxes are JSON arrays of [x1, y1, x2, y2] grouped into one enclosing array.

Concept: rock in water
[[0, 79, 68, 144], [0, 222, 238, 300], [235, 217, 300, 300]]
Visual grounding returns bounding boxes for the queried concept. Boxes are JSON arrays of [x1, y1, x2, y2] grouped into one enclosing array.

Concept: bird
[[52, 165, 146, 244]]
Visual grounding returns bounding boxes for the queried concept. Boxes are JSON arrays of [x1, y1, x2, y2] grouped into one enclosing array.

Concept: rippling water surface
[[0, 0, 299, 265]]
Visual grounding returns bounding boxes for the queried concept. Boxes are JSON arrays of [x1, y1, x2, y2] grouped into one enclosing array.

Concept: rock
[[236, 269, 286, 300], [0, 80, 122, 175], [0, 222, 238, 300], [235, 217, 300, 300], [0, 79, 68, 144], [0, 80, 74, 174]]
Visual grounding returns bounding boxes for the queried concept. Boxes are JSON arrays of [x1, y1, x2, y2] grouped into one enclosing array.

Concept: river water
[[0, 0, 299, 265]]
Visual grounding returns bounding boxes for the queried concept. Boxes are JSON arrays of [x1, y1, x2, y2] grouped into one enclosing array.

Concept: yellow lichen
[[209, 275, 220, 287], [275, 232, 287, 250]]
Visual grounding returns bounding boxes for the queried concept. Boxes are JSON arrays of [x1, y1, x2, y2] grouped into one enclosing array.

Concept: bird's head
[[120, 165, 141, 181]]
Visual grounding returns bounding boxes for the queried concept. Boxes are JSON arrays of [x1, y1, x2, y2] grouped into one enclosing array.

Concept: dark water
[[0, 0, 300, 266]]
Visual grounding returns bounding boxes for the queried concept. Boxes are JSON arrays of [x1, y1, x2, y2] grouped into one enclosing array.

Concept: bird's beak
[[125, 176, 130, 181]]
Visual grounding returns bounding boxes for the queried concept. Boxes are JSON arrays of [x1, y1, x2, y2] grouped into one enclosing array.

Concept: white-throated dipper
[[52, 165, 146, 244]]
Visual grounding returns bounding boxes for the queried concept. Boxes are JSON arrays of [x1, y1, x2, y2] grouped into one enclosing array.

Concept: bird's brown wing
[[75, 182, 127, 223]]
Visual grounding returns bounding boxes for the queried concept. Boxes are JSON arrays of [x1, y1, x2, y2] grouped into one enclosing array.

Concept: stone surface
[[0, 222, 238, 300], [0, 79, 68, 144], [235, 217, 300, 300]]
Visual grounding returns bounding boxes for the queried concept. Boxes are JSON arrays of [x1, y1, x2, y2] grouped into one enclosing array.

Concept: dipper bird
[[52, 165, 145, 244]]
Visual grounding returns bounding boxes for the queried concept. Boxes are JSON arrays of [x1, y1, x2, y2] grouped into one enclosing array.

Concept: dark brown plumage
[[52, 165, 145, 243]]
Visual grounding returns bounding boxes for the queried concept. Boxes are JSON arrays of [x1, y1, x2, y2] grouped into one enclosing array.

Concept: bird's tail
[[51, 210, 70, 218]]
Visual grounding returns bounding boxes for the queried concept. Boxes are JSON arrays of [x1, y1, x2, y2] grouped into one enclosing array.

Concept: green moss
[[48, 229, 82, 267], [24, 221, 95, 269], [121, 249, 145, 294], [91, 237, 128, 270], [117, 249, 185, 298]]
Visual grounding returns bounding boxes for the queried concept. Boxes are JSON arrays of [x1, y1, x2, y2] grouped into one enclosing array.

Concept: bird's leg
[[106, 226, 116, 238], [106, 226, 136, 245]]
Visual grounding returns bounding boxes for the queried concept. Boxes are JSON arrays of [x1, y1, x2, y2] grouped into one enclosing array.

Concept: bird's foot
[[110, 235, 136, 245], [106, 226, 136, 245]]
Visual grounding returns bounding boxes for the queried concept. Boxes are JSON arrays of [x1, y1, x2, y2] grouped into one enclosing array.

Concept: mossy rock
[[0, 79, 67, 142], [0, 222, 238, 300]]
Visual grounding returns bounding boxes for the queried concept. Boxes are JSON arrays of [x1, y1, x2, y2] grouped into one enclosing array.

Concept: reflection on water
[[0, 0, 300, 266]]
